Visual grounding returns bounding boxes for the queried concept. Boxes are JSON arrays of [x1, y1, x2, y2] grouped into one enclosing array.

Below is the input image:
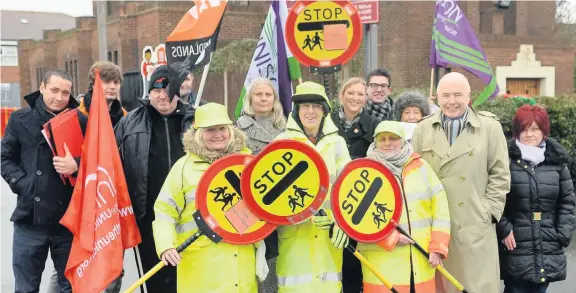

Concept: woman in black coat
[[330, 77, 379, 293], [497, 104, 575, 293]]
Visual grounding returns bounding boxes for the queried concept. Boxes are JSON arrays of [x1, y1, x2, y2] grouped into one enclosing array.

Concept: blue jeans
[[13, 223, 72, 293], [503, 279, 549, 293]]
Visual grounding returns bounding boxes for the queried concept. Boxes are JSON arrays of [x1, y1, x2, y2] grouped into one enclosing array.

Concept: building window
[[479, 1, 493, 34], [36, 67, 44, 89], [65, 62, 69, 74], [0, 45, 18, 66], [108, 51, 112, 62], [68, 61, 73, 90], [113, 50, 118, 65], [503, 1, 516, 35], [107, 1, 112, 15]]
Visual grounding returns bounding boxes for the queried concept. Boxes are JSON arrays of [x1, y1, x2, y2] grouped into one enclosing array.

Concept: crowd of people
[[1, 62, 574, 293]]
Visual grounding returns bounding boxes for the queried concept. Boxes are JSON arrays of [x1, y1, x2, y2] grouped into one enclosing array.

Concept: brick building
[[18, 0, 270, 106], [1, 10, 75, 107], [18, 1, 576, 109], [380, 1, 575, 97]]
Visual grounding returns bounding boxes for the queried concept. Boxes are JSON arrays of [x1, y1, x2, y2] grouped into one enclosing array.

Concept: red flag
[[60, 71, 141, 293]]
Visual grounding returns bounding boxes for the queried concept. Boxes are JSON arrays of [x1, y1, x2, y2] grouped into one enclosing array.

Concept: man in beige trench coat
[[411, 72, 511, 293]]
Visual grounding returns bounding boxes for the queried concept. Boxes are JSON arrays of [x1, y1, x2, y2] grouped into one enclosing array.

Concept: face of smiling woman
[[340, 82, 367, 120], [298, 103, 324, 136], [201, 125, 231, 151]]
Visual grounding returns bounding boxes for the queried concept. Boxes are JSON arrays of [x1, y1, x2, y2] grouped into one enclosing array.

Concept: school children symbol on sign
[[331, 158, 403, 243], [285, 0, 363, 68], [241, 140, 330, 225], [195, 154, 276, 244]]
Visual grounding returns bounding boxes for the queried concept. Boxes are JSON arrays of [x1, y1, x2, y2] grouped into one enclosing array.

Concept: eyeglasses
[[368, 83, 390, 90]]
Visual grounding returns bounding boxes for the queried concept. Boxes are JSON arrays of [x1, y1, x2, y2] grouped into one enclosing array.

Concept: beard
[[179, 88, 191, 98]]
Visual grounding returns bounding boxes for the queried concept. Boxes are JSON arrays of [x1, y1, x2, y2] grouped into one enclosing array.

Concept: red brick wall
[[19, 0, 575, 106], [0, 66, 20, 83]]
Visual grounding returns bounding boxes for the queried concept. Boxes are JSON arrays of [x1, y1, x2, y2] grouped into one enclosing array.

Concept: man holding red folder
[[1, 69, 87, 293]]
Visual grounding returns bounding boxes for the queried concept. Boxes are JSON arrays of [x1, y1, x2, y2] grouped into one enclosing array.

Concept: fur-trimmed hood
[[393, 90, 431, 121], [508, 137, 570, 165], [182, 126, 248, 163]]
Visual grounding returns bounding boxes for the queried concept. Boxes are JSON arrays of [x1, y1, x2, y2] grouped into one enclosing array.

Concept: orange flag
[[60, 71, 141, 293], [166, 0, 228, 99]]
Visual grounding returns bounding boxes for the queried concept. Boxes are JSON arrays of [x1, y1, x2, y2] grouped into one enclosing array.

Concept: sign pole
[[369, 23, 378, 70], [322, 73, 331, 99]]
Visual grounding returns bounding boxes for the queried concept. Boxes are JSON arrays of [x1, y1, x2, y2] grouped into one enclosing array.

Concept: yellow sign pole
[[349, 247, 399, 293], [121, 228, 205, 293], [319, 209, 399, 293], [395, 225, 468, 293]]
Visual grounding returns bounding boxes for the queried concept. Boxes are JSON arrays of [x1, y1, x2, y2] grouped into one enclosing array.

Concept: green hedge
[[476, 95, 576, 152], [477, 95, 576, 187]]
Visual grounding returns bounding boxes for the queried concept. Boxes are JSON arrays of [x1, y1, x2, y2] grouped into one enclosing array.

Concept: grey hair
[[242, 77, 286, 129], [393, 90, 431, 121]]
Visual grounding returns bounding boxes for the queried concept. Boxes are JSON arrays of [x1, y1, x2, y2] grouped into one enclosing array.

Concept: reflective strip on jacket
[[273, 116, 352, 293], [152, 148, 258, 293], [358, 154, 451, 293]]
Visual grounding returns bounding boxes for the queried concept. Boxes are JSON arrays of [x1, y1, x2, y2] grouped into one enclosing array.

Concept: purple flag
[[274, 0, 293, 116], [430, 0, 500, 106]]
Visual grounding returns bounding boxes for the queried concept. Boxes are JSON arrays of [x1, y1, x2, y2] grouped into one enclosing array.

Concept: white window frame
[[0, 42, 18, 66]]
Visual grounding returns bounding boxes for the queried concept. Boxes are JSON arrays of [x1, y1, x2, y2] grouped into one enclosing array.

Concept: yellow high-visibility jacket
[[273, 116, 352, 293], [152, 127, 257, 293], [358, 153, 451, 293]]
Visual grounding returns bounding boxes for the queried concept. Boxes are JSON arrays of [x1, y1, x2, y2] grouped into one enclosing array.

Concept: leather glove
[[311, 214, 333, 230], [330, 225, 349, 249], [255, 240, 269, 282]]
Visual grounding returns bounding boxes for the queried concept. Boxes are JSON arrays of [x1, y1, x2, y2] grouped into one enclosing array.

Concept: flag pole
[[194, 53, 213, 108], [429, 68, 434, 97]]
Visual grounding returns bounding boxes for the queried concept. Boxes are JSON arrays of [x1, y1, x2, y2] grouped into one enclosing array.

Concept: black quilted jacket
[[497, 138, 575, 283]]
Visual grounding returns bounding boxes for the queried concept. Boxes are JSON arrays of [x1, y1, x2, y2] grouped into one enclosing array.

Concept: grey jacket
[[236, 115, 284, 155]]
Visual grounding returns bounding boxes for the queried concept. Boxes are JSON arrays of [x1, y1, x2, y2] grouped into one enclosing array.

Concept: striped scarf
[[441, 107, 470, 146], [338, 107, 362, 131], [364, 99, 393, 121]]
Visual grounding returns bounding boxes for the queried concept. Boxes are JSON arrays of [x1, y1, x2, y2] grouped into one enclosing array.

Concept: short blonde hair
[[193, 125, 236, 150], [339, 77, 367, 103], [242, 77, 286, 129]]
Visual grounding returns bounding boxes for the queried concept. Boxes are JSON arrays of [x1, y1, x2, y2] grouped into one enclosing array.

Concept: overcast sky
[[0, 0, 575, 19]]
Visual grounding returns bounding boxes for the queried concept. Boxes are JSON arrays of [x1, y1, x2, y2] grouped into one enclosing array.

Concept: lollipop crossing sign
[[332, 158, 402, 243], [241, 140, 330, 225], [285, 0, 363, 70]]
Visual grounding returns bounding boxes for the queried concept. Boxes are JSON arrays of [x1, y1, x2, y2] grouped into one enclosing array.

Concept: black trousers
[[13, 223, 72, 293], [503, 279, 549, 293], [137, 218, 177, 293], [342, 239, 363, 293]]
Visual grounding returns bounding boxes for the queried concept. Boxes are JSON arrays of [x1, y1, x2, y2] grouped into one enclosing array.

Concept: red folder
[[42, 109, 85, 186]]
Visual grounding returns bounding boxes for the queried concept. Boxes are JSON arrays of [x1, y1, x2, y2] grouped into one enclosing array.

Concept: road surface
[[1, 179, 575, 292]]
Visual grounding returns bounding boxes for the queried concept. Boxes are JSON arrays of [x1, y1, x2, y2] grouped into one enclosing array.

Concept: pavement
[[0, 179, 140, 293], [1, 178, 575, 293]]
